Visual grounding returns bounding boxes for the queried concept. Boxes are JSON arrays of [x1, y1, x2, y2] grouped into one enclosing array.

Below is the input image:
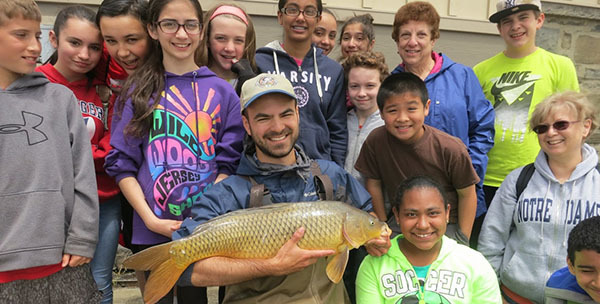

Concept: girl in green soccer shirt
[[356, 176, 501, 304]]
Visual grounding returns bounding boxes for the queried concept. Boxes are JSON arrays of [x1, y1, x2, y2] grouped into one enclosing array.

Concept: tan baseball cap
[[239, 73, 297, 114], [489, 0, 541, 23]]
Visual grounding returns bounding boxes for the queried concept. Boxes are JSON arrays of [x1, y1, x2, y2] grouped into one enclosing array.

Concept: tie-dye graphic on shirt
[[147, 84, 221, 218], [489, 70, 541, 144]]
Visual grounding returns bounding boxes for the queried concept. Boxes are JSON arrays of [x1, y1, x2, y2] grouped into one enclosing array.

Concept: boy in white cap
[[471, 0, 579, 250]]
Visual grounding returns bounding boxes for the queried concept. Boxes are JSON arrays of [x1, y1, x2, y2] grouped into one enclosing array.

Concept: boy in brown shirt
[[355, 72, 478, 244]]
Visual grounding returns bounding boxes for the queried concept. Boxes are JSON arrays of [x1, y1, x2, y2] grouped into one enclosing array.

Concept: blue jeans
[[90, 196, 121, 304]]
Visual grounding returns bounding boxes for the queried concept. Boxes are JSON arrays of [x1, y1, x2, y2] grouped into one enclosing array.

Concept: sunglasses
[[532, 120, 580, 134]]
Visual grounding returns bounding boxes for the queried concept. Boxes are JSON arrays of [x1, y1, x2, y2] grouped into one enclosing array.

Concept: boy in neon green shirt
[[471, 0, 579, 247]]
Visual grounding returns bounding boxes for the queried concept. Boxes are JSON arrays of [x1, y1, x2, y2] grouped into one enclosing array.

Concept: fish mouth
[[381, 223, 392, 237]]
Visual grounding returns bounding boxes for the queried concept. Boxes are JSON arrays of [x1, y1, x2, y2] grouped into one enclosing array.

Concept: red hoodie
[[36, 64, 119, 202], [96, 44, 129, 93]]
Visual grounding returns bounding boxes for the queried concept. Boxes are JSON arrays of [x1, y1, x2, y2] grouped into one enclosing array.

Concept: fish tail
[[143, 259, 185, 304], [123, 242, 172, 271], [123, 242, 187, 303]]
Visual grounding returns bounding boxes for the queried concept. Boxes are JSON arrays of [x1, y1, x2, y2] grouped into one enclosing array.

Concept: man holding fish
[[124, 73, 391, 304]]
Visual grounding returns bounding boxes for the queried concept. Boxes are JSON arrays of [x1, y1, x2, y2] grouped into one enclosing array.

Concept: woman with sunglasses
[[478, 91, 600, 304]]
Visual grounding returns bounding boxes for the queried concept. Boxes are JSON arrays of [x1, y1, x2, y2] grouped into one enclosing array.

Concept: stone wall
[[538, 2, 600, 145]]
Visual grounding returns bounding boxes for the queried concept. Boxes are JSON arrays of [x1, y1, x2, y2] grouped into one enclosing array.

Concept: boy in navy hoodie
[[0, 0, 100, 302], [545, 216, 600, 304], [255, 0, 347, 166]]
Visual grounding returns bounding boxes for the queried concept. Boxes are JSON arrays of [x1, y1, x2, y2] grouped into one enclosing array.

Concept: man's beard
[[252, 127, 298, 159]]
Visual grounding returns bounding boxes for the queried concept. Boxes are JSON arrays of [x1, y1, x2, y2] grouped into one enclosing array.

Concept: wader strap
[[241, 176, 271, 208], [310, 161, 333, 201]]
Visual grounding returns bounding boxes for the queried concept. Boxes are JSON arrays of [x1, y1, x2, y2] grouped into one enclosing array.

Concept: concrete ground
[[113, 286, 219, 304], [114, 286, 143, 304], [112, 245, 218, 304]]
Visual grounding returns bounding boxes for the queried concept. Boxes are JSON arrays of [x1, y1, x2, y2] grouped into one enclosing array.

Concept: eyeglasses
[[280, 6, 320, 18], [156, 19, 201, 34], [532, 120, 580, 134]]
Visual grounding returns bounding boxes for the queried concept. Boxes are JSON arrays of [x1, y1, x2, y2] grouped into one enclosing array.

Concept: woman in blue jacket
[[390, 2, 495, 245]]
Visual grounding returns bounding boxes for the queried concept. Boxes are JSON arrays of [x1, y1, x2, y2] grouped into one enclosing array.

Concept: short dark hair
[[278, 0, 323, 14], [393, 176, 447, 210], [96, 0, 149, 27], [567, 216, 600, 263], [377, 72, 428, 111]]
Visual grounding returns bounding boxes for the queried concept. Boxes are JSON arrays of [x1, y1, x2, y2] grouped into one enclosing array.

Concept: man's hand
[[268, 227, 335, 276], [61, 254, 91, 267]]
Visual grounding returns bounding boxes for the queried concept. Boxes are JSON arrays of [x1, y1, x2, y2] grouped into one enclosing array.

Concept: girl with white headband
[[197, 4, 257, 95]]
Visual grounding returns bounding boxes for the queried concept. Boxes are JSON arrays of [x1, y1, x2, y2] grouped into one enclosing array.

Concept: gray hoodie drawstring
[[540, 180, 551, 243], [563, 180, 576, 247]]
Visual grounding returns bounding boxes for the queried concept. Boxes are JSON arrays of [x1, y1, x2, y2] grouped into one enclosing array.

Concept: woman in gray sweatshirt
[[478, 91, 600, 304]]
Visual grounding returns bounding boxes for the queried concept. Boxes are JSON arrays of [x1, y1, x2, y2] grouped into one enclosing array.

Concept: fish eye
[[369, 219, 374, 225]]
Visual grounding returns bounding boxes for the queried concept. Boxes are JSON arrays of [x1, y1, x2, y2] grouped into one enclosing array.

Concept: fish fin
[[123, 242, 186, 304], [143, 259, 185, 304], [326, 246, 349, 283], [342, 214, 361, 249], [123, 242, 172, 271]]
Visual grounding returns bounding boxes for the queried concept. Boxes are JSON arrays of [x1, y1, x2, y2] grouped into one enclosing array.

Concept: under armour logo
[[0, 111, 48, 145]]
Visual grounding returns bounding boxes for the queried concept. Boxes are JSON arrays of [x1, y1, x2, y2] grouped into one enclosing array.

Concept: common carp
[[124, 201, 389, 304]]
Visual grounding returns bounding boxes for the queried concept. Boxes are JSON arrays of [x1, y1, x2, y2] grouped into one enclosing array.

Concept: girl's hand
[[61, 254, 91, 267], [148, 218, 182, 238], [215, 173, 229, 184], [364, 231, 391, 257]]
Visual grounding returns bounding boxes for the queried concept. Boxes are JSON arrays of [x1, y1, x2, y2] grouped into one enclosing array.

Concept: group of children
[[0, 0, 598, 303]]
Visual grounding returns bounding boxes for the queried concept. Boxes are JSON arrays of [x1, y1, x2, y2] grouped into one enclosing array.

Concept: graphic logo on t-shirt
[[489, 71, 541, 143], [147, 86, 221, 218], [396, 291, 451, 304], [83, 117, 96, 140], [381, 268, 467, 302], [265, 70, 333, 108], [516, 197, 600, 225], [0, 111, 47, 145], [294, 86, 309, 108]]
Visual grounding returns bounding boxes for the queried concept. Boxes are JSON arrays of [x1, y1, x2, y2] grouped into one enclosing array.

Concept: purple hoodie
[[105, 67, 244, 245]]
